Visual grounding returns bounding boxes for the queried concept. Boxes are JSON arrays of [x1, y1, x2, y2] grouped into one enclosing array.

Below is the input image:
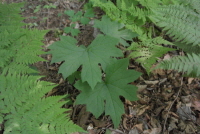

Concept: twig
[[77, 0, 86, 10], [163, 77, 183, 132], [109, 128, 125, 134]]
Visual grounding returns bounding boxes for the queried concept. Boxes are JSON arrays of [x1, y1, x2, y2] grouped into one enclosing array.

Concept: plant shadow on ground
[[7, 0, 200, 133]]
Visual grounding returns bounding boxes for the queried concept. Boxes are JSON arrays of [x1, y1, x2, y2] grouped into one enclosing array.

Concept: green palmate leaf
[[94, 16, 138, 46], [64, 26, 80, 36], [80, 17, 90, 24], [67, 71, 81, 84], [64, 10, 82, 22], [75, 59, 141, 127], [64, 10, 74, 17], [84, 9, 95, 18], [48, 35, 123, 89]]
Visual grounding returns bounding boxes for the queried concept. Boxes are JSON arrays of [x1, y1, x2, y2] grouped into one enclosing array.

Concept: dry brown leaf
[[128, 128, 139, 134], [178, 120, 197, 133], [137, 105, 150, 116], [134, 123, 143, 132], [192, 100, 200, 111], [181, 95, 191, 104], [152, 68, 166, 76], [122, 117, 128, 130], [144, 80, 159, 85], [137, 85, 147, 93], [163, 54, 171, 60], [168, 117, 178, 131], [143, 128, 161, 134], [176, 105, 196, 121], [188, 78, 194, 84], [109, 129, 124, 134], [91, 118, 107, 128], [129, 106, 137, 116]]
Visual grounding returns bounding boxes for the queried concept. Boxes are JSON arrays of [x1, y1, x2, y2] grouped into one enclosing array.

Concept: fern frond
[[177, 0, 200, 14], [128, 36, 174, 73], [174, 42, 200, 54], [157, 53, 200, 77], [0, 73, 84, 134], [150, 3, 200, 46], [0, 3, 47, 74]]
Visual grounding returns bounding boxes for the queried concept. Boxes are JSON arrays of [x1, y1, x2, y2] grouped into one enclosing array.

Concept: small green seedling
[[63, 9, 94, 36], [34, 5, 41, 13], [58, 12, 62, 17], [64, 23, 80, 36], [29, 16, 38, 19], [43, 3, 57, 9], [64, 9, 94, 24], [64, 10, 82, 22]]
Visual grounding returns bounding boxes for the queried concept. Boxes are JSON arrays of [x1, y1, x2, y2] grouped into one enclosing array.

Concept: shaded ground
[[6, 0, 200, 133]]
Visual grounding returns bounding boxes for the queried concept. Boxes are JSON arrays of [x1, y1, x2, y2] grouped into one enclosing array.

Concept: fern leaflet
[[157, 53, 200, 77]]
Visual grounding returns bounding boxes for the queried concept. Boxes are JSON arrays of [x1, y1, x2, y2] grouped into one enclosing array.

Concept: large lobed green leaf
[[75, 59, 141, 127], [48, 35, 123, 89], [94, 16, 138, 46]]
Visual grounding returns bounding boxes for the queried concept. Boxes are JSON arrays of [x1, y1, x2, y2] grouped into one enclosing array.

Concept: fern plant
[[0, 73, 84, 134], [0, 2, 84, 133], [0, 3, 47, 75], [150, 0, 200, 77]]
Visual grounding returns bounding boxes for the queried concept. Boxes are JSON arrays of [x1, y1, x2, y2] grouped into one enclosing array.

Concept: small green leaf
[[80, 17, 90, 24], [64, 10, 75, 17], [58, 12, 62, 17], [84, 9, 95, 18], [67, 71, 81, 84], [94, 16, 138, 46], [75, 59, 142, 127], [64, 27, 71, 33], [71, 29, 80, 36]]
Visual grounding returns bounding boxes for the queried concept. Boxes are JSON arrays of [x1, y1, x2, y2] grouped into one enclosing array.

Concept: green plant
[[49, 35, 123, 89], [0, 2, 44, 74], [43, 3, 57, 9], [64, 23, 81, 36], [94, 16, 138, 46], [48, 14, 141, 127], [34, 5, 41, 13], [75, 59, 141, 127], [150, 0, 200, 77], [90, 0, 177, 73], [0, 2, 84, 133], [0, 73, 84, 134], [63, 9, 95, 36]]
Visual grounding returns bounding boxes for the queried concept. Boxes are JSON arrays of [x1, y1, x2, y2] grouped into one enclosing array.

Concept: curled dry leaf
[[137, 105, 150, 116], [143, 128, 162, 134], [144, 80, 159, 85], [134, 123, 143, 132], [187, 78, 194, 84], [192, 100, 200, 111]]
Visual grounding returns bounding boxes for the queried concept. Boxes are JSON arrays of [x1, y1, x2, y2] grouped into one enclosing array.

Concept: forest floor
[[7, 0, 200, 133]]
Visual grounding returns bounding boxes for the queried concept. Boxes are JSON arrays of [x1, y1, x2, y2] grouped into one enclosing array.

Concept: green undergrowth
[[48, 14, 141, 127], [0, 2, 84, 134], [89, 0, 200, 77], [49, 0, 200, 128], [150, 0, 200, 77], [2, 0, 200, 132]]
